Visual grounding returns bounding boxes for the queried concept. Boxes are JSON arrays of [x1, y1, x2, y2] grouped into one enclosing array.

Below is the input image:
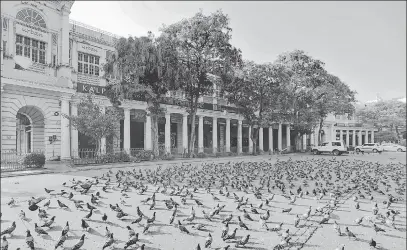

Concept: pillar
[[346, 130, 349, 147], [371, 130, 375, 143], [182, 114, 188, 152], [225, 118, 231, 152], [60, 97, 71, 159], [358, 130, 362, 145], [145, 112, 152, 150], [71, 102, 78, 157], [278, 123, 282, 151], [165, 113, 171, 154], [340, 130, 343, 142], [198, 115, 204, 153], [302, 134, 307, 150], [259, 127, 263, 151], [237, 120, 242, 154], [268, 127, 273, 152], [286, 124, 291, 151], [331, 124, 335, 141], [100, 106, 106, 153], [212, 117, 218, 154], [248, 126, 253, 153], [365, 130, 370, 143], [352, 130, 356, 147], [123, 108, 130, 151]]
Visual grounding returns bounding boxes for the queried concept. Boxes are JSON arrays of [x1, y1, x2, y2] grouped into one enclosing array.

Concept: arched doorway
[[16, 106, 45, 154]]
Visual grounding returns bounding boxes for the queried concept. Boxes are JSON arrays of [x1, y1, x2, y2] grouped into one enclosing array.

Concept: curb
[[0, 154, 293, 178]]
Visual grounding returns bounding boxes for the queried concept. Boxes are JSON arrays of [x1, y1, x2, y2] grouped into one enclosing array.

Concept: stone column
[[212, 117, 218, 154], [60, 97, 71, 160], [346, 130, 349, 147], [371, 130, 375, 143], [365, 130, 370, 143], [340, 130, 343, 142], [71, 102, 78, 157], [352, 130, 356, 146], [100, 106, 106, 153], [331, 124, 335, 141], [268, 127, 273, 152], [182, 114, 188, 153], [302, 134, 307, 150], [278, 123, 283, 151], [123, 108, 131, 152], [248, 126, 253, 153], [165, 113, 171, 154], [286, 124, 291, 151], [225, 118, 231, 152], [145, 112, 152, 150], [259, 127, 263, 151], [198, 115, 204, 153], [358, 130, 362, 145], [237, 120, 242, 154]]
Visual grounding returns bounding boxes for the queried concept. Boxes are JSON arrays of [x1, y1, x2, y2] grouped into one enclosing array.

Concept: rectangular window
[[2, 41, 6, 56], [32, 48, 38, 62], [77, 52, 100, 76], [15, 34, 47, 64]]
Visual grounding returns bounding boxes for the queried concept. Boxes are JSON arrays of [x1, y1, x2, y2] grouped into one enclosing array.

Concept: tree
[[222, 60, 289, 154], [274, 50, 328, 150], [104, 32, 177, 157], [356, 100, 406, 137], [375, 130, 399, 143], [312, 73, 356, 144], [159, 9, 242, 157], [62, 94, 123, 153]]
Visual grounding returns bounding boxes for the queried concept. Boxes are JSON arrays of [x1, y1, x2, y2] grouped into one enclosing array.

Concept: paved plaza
[[1, 153, 406, 250]]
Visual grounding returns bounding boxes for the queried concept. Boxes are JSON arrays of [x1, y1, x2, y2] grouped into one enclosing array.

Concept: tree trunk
[[151, 115, 159, 158], [318, 119, 324, 145], [189, 112, 197, 158], [251, 127, 259, 155], [188, 95, 199, 158]]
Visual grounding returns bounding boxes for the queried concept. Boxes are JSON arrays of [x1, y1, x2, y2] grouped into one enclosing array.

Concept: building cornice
[[1, 77, 76, 95]]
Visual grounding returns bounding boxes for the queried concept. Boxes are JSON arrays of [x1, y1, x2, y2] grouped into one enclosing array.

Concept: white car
[[312, 140, 348, 156], [355, 143, 383, 153], [381, 143, 406, 152]]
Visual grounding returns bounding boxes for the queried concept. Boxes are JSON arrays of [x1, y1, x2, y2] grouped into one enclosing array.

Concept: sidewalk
[[1, 153, 292, 178]]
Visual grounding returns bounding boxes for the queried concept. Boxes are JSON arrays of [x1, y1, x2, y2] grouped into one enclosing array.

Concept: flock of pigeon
[[1, 157, 406, 250]]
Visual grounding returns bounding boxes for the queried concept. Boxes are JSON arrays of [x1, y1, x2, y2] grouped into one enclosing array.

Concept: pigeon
[[71, 234, 85, 250], [124, 234, 139, 249], [81, 219, 90, 231], [34, 223, 49, 236], [1, 222, 16, 236], [142, 223, 151, 234], [238, 216, 249, 230], [221, 223, 229, 238], [1, 236, 8, 250], [102, 213, 108, 222], [345, 227, 356, 239], [178, 220, 190, 234], [369, 238, 377, 248], [25, 230, 34, 250], [126, 226, 136, 239], [84, 209, 93, 219], [235, 234, 250, 247], [41, 216, 56, 228], [131, 216, 143, 224], [223, 228, 238, 241], [62, 221, 70, 236], [102, 233, 114, 249], [205, 233, 213, 248], [373, 224, 386, 234], [19, 210, 29, 221], [7, 198, 15, 207], [55, 231, 67, 249], [282, 208, 292, 213], [294, 215, 300, 228], [57, 200, 69, 209]]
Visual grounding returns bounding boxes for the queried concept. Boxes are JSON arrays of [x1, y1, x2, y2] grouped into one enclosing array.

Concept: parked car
[[354, 143, 383, 153], [381, 143, 406, 152], [312, 140, 348, 156]]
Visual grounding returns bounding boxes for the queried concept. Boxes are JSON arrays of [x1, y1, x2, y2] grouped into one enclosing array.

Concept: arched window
[[16, 8, 46, 28]]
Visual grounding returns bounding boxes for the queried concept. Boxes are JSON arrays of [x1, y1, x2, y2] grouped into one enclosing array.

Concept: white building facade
[[0, 1, 376, 160]]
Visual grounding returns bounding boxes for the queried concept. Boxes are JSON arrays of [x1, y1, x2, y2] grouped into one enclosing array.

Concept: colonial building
[[0, 1, 376, 160]]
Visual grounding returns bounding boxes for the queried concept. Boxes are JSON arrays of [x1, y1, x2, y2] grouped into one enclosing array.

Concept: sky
[[69, 1, 406, 103]]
